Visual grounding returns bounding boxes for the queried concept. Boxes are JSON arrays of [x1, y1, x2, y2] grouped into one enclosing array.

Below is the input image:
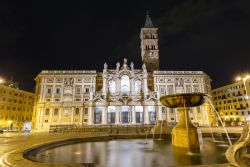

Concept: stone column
[[71, 107, 74, 124], [132, 106, 136, 124], [41, 108, 45, 128], [59, 108, 62, 125], [166, 108, 169, 122], [131, 77, 135, 96], [144, 106, 149, 124], [80, 107, 83, 125], [115, 106, 120, 124], [102, 106, 107, 124], [49, 108, 53, 125], [88, 105, 93, 125], [36, 108, 41, 125], [158, 104, 162, 121]]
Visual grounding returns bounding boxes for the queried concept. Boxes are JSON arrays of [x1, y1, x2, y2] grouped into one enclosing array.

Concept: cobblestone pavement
[[0, 126, 242, 167]]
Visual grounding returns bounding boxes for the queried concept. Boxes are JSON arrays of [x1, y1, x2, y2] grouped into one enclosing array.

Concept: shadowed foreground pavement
[[0, 126, 243, 167]]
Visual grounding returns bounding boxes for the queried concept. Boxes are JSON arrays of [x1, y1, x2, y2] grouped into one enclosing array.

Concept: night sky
[[0, 0, 250, 92]]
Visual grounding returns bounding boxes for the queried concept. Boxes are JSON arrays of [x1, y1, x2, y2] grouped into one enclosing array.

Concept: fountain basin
[[23, 137, 231, 167], [160, 93, 207, 108], [160, 93, 207, 149]]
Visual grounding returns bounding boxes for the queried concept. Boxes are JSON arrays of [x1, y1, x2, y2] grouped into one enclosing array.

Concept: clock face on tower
[[144, 51, 154, 61]]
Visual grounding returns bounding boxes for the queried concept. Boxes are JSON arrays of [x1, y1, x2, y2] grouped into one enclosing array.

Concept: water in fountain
[[206, 97, 232, 146], [183, 100, 193, 155], [144, 121, 157, 151], [208, 123, 215, 142], [143, 124, 150, 144], [156, 120, 164, 140]]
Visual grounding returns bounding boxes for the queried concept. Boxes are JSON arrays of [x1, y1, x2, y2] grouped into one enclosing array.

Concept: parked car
[[0, 128, 3, 134]]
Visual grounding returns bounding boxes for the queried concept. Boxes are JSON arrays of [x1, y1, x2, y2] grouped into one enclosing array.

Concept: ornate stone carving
[[64, 78, 74, 87], [46, 78, 54, 83], [226, 122, 250, 167], [175, 78, 183, 87], [55, 78, 63, 83]]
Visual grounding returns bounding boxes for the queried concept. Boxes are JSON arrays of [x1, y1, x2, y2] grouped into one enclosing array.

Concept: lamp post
[[236, 75, 250, 122]]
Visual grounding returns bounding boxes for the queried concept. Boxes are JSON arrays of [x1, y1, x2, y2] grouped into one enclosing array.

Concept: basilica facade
[[33, 14, 214, 130]]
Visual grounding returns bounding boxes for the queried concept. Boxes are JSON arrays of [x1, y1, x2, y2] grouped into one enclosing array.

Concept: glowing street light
[[0, 78, 4, 84]]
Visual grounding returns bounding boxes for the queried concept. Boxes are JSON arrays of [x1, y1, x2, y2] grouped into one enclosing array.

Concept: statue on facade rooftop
[[116, 62, 120, 71], [104, 63, 108, 70]]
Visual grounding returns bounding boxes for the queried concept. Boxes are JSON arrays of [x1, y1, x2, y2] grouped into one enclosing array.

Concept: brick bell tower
[[140, 12, 159, 72]]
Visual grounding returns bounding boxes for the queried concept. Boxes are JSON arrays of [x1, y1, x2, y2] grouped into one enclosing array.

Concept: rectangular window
[[186, 85, 192, 93], [47, 88, 52, 94], [167, 85, 174, 94], [84, 108, 88, 115], [54, 108, 58, 115], [45, 108, 50, 115], [94, 107, 102, 124], [75, 108, 80, 115], [56, 88, 60, 94], [193, 85, 199, 92], [161, 107, 165, 114], [55, 98, 60, 102], [160, 86, 165, 94], [85, 87, 90, 93], [75, 87, 81, 94]]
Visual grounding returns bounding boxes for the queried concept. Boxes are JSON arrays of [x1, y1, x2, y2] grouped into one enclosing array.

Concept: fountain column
[[172, 107, 200, 149]]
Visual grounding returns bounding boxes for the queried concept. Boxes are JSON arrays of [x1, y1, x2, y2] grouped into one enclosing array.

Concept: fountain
[[152, 120, 172, 139], [226, 122, 250, 167], [160, 93, 206, 149]]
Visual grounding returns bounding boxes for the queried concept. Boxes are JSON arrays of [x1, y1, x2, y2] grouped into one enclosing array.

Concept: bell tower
[[140, 12, 159, 72]]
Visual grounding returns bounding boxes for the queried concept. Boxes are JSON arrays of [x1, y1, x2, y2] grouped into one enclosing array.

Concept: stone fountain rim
[[160, 93, 208, 100], [160, 93, 209, 108]]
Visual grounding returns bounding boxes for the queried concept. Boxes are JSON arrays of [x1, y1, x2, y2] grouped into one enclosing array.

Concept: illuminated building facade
[[212, 80, 250, 126], [0, 85, 34, 130], [33, 14, 214, 130]]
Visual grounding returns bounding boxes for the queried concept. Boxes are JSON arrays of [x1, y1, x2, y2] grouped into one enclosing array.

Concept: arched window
[[135, 80, 142, 94], [121, 75, 130, 94], [108, 80, 116, 94]]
